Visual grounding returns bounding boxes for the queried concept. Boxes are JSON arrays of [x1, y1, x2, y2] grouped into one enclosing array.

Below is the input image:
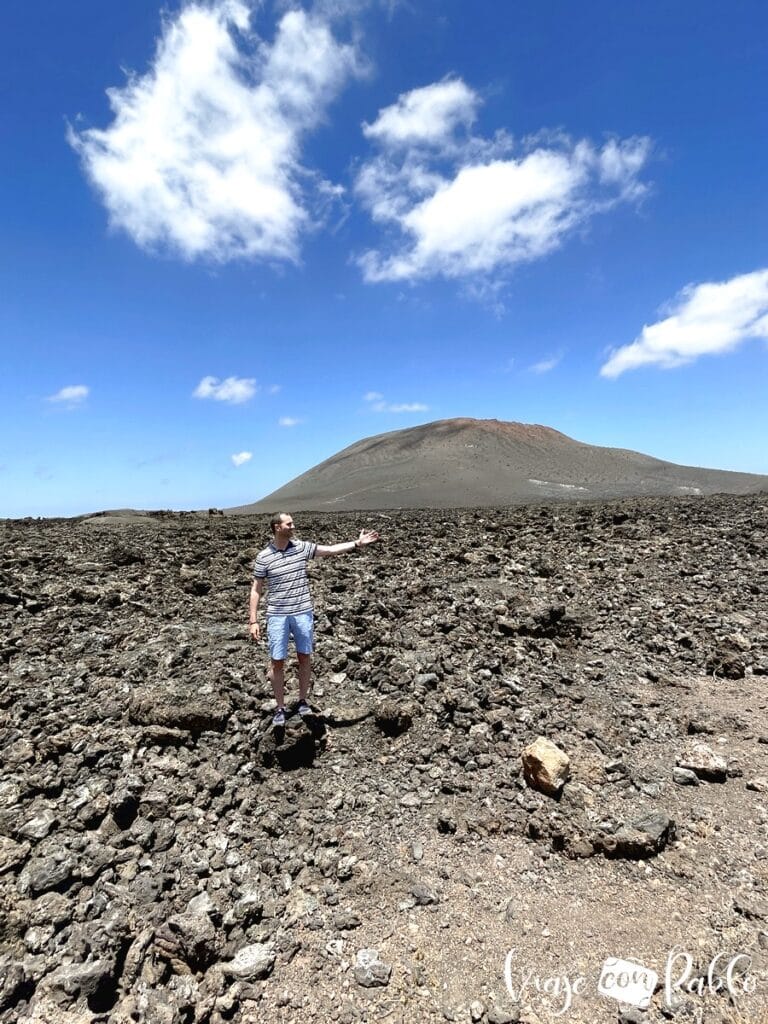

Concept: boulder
[[522, 737, 570, 796]]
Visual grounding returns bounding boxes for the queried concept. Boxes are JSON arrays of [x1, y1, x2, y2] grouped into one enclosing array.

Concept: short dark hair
[[270, 511, 290, 535]]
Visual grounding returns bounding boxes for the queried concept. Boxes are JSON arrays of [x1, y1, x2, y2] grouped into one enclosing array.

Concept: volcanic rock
[[595, 810, 676, 859], [2, 493, 768, 1023], [522, 737, 570, 796], [354, 948, 392, 987], [676, 741, 728, 782], [222, 942, 275, 980]]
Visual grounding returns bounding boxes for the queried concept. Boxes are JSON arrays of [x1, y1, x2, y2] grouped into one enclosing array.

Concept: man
[[249, 511, 380, 726]]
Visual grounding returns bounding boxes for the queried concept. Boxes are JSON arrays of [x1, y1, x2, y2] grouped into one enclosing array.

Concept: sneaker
[[272, 707, 286, 727], [297, 699, 313, 718]]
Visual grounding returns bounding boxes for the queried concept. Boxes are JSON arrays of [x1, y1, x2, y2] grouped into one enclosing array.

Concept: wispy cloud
[[364, 391, 428, 413], [363, 77, 479, 149], [356, 78, 651, 287], [231, 451, 253, 466], [47, 384, 89, 407], [193, 375, 257, 404], [278, 416, 302, 427], [601, 268, 768, 377], [529, 353, 562, 374], [69, 2, 360, 263]]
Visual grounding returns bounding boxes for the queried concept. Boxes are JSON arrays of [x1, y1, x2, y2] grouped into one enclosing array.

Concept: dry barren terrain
[[1, 494, 768, 1024]]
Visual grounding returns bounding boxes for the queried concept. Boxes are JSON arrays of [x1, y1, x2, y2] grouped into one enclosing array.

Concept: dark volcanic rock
[[594, 810, 676, 859], [129, 687, 232, 732], [1, 493, 767, 1022], [374, 700, 414, 736]]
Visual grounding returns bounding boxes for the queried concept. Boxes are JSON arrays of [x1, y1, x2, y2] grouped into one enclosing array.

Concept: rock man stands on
[[249, 512, 380, 726]]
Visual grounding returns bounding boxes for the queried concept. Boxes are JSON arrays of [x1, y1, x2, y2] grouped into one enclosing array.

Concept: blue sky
[[2, 0, 767, 517]]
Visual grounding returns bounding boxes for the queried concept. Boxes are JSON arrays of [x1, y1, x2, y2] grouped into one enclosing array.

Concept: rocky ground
[[1, 494, 768, 1024]]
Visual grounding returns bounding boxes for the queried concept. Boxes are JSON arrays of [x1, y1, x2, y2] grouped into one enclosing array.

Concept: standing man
[[249, 512, 380, 726]]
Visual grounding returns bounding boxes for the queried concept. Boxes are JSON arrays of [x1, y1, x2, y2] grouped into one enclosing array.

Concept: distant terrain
[[230, 418, 768, 513]]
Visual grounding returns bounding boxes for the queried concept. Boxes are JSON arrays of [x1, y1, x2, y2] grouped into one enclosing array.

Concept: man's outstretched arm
[[316, 529, 380, 558]]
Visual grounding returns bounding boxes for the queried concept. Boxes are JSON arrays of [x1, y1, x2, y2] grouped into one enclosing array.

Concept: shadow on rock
[[261, 718, 328, 770]]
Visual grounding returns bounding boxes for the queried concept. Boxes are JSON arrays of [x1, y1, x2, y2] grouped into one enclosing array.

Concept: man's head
[[270, 511, 294, 539]]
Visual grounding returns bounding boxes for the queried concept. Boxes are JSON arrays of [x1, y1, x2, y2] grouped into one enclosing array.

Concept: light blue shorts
[[267, 612, 314, 661]]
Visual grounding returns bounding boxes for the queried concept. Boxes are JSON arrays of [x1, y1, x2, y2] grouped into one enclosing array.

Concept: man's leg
[[269, 659, 286, 707], [266, 616, 289, 710], [297, 653, 312, 700], [292, 612, 314, 703]]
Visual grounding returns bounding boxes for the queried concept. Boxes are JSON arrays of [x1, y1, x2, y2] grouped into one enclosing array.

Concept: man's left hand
[[357, 529, 380, 546]]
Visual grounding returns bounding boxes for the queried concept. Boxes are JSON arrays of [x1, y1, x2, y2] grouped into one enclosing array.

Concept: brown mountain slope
[[229, 417, 768, 512]]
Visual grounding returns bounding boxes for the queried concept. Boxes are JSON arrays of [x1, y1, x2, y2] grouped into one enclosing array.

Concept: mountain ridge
[[229, 417, 768, 513]]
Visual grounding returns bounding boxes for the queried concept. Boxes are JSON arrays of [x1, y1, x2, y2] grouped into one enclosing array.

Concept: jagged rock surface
[[1, 494, 767, 1023]]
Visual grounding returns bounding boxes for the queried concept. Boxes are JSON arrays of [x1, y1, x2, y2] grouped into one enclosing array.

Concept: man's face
[[275, 514, 294, 540]]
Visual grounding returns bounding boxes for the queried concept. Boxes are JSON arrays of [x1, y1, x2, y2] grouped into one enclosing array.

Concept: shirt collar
[[270, 539, 294, 552]]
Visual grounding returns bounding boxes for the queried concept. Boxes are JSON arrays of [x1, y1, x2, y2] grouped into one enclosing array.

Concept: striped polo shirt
[[253, 539, 318, 616]]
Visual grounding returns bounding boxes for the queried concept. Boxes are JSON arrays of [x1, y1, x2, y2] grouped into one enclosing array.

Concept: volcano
[[229, 418, 767, 512]]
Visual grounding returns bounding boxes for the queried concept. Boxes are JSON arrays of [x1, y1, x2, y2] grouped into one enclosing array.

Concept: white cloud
[[363, 78, 479, 148], [356, 79, 651, 285], [69, 2, 360, 263], [193, 375, 257, 403], [231, 450, 253, 466], [601, 268, 768, 377], [47, 385, 89, 406], [278, 416, 302, 427], [529, 354, 562, 374], [364, 392, 428, 413]]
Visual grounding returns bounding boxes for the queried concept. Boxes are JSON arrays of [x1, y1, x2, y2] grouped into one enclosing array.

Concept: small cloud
[[231, 451, 253, 466], [278, 416, 302, 427], [193, 376, 257, 404], [362, 77, 479, 149], [47, 384, 89, 407], [268, 384, 282, 395], [529, 354, 562, 374], [601, 268, 768, 377], [364, 392, 428, 413]]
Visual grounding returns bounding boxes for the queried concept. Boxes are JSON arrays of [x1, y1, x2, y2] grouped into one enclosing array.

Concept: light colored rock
[[18, 810, 57, 841], [17, 997, 94, 1024], [0, 836, 30, 874], [223, 942, 275, 980], [677, 741, 727, 782], [522, 737, 570, 796], [354, 948, 392, 988]]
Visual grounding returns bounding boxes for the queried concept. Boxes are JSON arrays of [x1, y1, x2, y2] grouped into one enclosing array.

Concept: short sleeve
[[304, 541, 317, 560], [253, 557, 267, 579]]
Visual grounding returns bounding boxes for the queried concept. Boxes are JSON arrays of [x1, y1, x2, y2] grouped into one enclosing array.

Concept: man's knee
[[297, 652, 311, 663], [271, 658, 285, 670]]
